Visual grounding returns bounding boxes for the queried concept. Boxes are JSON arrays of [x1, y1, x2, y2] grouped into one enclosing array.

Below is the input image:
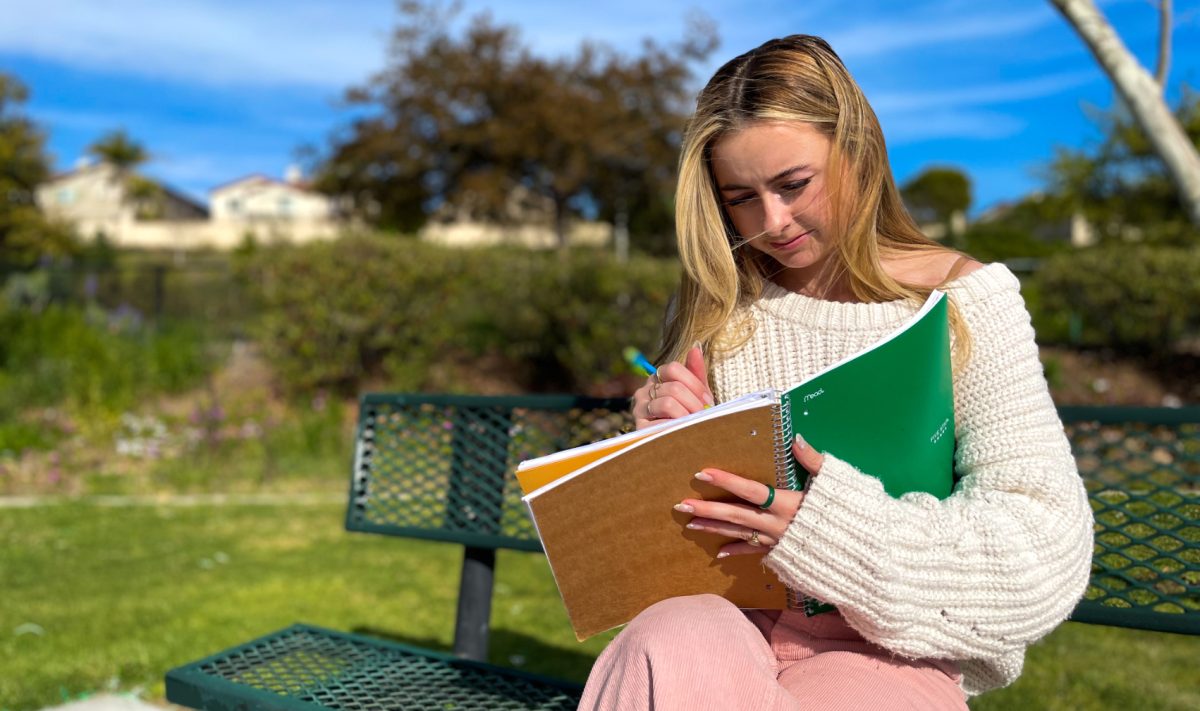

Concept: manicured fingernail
[[716, 551, 729, 559], [694, 471, 713, 482], [692, 341, 703, 352], [704, 392, 715, 406], [686, 522, 702, 530], [673, 503, 694, 513], [794, 434, 807, 449]]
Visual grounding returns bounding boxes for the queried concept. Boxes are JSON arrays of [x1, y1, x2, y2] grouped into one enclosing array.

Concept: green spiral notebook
[[519, 289, 956, 636], [781, 288, 956, 498]]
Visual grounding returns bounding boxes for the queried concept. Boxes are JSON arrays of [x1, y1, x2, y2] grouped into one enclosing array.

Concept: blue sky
[[2, 0, 1198, 215]]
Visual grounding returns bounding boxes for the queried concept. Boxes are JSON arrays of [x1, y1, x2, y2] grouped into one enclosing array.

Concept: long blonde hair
[[661, 35, 970, 368]]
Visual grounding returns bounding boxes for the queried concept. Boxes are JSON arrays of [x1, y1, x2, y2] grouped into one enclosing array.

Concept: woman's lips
[[769, 230, 812, 250]]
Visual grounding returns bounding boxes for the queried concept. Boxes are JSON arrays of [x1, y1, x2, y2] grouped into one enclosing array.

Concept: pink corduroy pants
[[579, 594, 967, 711]]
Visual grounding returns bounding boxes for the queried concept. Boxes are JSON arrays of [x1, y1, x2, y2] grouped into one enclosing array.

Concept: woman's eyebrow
[[717, 164, 811, 191]]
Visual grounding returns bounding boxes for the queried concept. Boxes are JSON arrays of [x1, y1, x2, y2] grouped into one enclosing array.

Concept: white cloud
[[871, 70, 1100, 113], [883, 109, 1026, 144], [829, 6, 1057, 58], [0, 0, 826, 89], [0, 0, 390, 89], [870, 71, 1101, 144]]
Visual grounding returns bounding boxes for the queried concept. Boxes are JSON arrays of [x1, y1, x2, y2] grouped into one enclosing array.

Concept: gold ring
[[650, 381, 660, 400], [748, 530, 761, 547]]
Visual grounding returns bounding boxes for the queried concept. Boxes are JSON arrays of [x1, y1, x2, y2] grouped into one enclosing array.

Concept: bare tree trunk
[[1156, 0, 1171, 88], [1050, 0, 1200, 226], [553, 197, 569, 251]]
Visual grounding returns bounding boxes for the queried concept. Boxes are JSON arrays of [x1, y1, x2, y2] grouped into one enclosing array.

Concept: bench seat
[[166, 624, 583, 711]]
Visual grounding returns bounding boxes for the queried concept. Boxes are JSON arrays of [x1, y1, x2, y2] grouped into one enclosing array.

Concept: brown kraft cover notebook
[[523, 401, 791, 640]]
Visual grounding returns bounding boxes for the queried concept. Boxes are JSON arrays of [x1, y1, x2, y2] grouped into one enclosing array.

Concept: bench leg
[[454, 545, 495, 661]]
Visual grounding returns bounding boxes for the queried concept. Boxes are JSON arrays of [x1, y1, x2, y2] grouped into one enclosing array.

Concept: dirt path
[[0, 492, 343, 508]]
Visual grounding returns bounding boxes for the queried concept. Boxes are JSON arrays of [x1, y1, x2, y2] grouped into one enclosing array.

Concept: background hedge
[[1029, 245, 1200, 353], [245, 236, 680, 395]]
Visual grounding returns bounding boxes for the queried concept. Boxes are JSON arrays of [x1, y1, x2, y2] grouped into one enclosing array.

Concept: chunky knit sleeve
[[763, 274, 1094, 695]]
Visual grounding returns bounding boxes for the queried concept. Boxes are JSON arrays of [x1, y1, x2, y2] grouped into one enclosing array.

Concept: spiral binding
[[774, 396, 835, 615], [773, 398, 799, 491]]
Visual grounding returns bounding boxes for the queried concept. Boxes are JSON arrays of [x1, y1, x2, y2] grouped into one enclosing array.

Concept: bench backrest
[[346, 394, 1199, 635], [346, 393, 631, 552], [1060, 407, 1200, 634]]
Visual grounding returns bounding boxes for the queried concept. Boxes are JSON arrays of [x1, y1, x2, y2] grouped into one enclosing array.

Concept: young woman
[[579, 35, 1093, 710]]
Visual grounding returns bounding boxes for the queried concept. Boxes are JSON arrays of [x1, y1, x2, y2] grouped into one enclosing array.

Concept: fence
[[1, 259, 255, 339]]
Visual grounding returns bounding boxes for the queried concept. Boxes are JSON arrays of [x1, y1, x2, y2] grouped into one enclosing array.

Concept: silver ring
[[748, 530, 761, 547], [650, 380, 660, 400]]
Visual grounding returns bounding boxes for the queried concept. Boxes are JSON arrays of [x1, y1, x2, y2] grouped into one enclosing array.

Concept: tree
[[0, 73, 76, 269], [1049, 0, 1200, 226], [87, 129, 165, 218], [1045, 93, 1199, 243], [315, 1, 715, 249], [962, 194, 1075, 261], [88, 129, 148, 175], [901, 166, 971, 243]]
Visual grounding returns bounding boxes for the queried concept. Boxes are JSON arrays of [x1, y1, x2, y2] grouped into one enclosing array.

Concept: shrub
[[0, 303, 211, 450], [1030, 246, 1200, 354], [247, 235, 680, 395]]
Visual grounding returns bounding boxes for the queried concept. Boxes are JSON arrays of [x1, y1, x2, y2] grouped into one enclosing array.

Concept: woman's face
[[710, 121, 836, 284]]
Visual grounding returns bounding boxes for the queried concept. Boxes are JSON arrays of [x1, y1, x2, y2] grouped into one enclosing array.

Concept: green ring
[[759, 485, 776, 509]]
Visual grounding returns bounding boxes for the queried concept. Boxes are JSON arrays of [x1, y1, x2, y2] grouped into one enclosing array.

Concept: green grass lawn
[[1, 501, 1195, 711]]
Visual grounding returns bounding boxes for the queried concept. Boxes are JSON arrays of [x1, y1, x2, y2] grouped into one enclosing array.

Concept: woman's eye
[[724, 194, 758, 207], [780, 179, 811, 194]]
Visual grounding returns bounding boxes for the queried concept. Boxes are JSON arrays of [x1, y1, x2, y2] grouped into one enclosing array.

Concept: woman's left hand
[[677, 436, 824, 557]]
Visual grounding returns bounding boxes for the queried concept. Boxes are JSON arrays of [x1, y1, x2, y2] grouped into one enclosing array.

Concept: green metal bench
[[166, 394, 630, 711], [1061, 406, 1200, 634], [165, 396, 1198, 710]]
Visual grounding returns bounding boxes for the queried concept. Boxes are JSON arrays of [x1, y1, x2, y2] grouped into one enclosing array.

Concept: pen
[[622, 346, 656, 378]]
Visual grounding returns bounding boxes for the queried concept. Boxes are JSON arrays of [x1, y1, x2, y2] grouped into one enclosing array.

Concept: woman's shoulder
[[882, 250, 985, 288], [884, 250, 1026, 322]]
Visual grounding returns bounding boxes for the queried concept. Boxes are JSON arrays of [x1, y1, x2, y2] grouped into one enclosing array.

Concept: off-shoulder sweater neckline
[[753, 262, 1018, 330]]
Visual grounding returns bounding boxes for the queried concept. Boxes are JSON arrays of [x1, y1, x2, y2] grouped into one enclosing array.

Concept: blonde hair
[[661, 35, 970, 369]]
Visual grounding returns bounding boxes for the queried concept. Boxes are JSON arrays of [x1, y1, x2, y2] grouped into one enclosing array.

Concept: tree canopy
[[900, 167, 971, 225], [88, 129, 149, 174], [314, 1, 716, 251], [1049, 0, 1200, 226], [1045, 92, 1200, 243], [0, 73, 75, 269]]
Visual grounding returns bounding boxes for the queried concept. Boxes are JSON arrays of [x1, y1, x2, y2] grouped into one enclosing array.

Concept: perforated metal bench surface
[[1061, 407, 1199, 634], [165, 624, 582, 711], [165, 396, 1198, 711]]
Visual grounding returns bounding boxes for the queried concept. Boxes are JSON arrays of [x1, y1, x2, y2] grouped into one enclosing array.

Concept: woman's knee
[[616, 594, 756, 656]]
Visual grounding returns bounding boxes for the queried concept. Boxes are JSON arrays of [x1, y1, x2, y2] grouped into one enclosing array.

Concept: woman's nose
[[762, 194, 793, 236]]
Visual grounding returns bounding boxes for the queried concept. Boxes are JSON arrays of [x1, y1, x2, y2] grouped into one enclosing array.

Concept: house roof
[[44, 161, 208, 215], [209, 173, 316, 194], [159, 183, 209, 216]]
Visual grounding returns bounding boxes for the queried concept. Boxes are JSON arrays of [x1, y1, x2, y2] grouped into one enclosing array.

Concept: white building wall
[[36, 163, 134, 228], [111, 220, 340, 250], [211, 178, 332, 222], [419, 220, 611, 249]]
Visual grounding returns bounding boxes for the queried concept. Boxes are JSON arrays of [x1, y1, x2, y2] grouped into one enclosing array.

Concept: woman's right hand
[[632, 345, 715, 430]]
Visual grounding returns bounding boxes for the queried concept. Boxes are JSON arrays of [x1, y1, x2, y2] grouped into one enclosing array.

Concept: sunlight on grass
[[0, 501, 1195, 711]]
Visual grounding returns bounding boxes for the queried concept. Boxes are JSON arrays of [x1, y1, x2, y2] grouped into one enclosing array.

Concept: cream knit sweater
[[710, 263, 1094, 696]]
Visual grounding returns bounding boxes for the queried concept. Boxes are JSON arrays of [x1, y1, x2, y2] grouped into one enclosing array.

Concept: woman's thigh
[[579, 594, 800, 711], [776, 650, 967, 711]]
